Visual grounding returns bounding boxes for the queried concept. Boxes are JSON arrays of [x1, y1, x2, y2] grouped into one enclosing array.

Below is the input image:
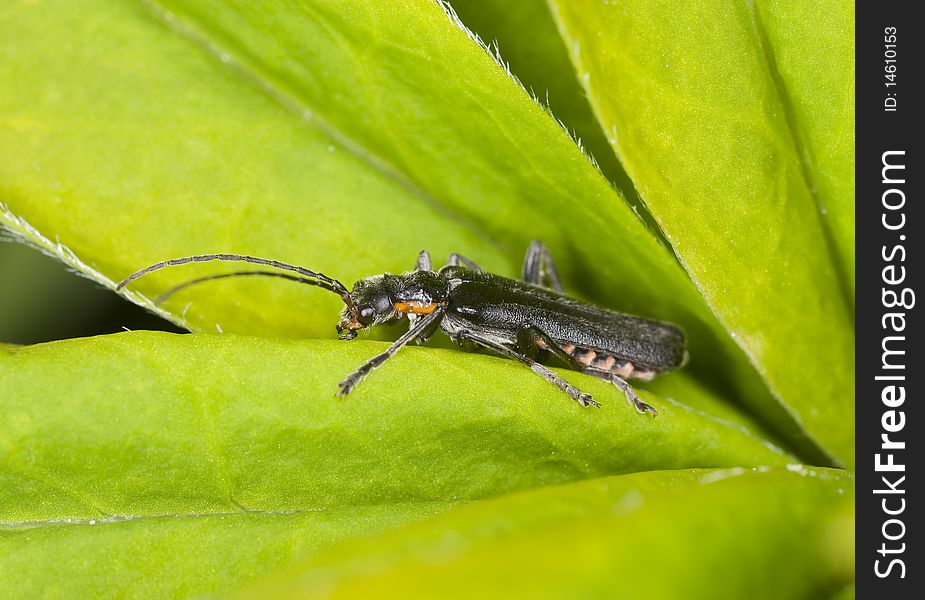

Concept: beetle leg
[[407, 307, 443, 344], [408, 249, 432, 339], [515, 323, 584, 369], [521, 241, 563, 293], [415, 250, 432, 272], [406, 313, 420, 343], [518, 323, 656, 416], [457, 331, 599, 408], [611, 374, 658, 417], [337, 309, 444, 396], [446, 253, 482, 271], [583, 368, 658, 417]]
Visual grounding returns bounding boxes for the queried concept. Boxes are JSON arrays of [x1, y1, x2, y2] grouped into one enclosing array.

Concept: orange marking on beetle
[[615, 361, 635, 378], [575, 349, 597, 366], [394, 301, 443, 315], [596, 354, 616, 370], [633, 368, 656, 382]]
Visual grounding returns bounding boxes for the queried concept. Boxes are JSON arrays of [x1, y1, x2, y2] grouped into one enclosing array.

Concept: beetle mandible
[[117, 242, 687, 416]]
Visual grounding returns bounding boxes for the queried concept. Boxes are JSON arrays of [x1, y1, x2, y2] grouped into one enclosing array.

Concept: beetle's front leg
[[337, 309, 444, 396], [407, 308, 443, 345]]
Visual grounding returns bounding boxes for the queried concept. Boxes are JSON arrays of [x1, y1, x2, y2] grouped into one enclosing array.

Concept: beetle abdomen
[[542, 341, 658, 381], [444, 269, 687, 372]]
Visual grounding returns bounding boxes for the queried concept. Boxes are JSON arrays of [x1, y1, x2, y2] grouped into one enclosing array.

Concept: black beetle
[[118, 242, 687, 416]]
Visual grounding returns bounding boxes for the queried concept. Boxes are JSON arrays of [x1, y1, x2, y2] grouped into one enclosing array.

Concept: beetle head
[[336, 271, 450, 339], [337, 274, 402, 339]]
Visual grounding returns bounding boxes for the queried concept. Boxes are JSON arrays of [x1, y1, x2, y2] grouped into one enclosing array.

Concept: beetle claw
[[633, 398, 658, 417], [577, 393, 600, 408], [336, 378, 355, 397]]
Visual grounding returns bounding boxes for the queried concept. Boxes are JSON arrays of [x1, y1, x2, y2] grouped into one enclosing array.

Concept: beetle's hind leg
[[457, 330, 599, 408], [516, 323, 656, 416], [515, 323, 583, 368], [522, 241, 563, 293], [613, 374, 658, 417], [583, 368, 658, 417]]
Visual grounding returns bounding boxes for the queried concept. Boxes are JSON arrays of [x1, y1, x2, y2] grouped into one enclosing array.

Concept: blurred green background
[[0, 242, 183, 344]]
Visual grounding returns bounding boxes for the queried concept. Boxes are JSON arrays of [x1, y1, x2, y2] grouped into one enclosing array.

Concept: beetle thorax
[[393, 271, 450, 315], [340, 271, 451, 333]]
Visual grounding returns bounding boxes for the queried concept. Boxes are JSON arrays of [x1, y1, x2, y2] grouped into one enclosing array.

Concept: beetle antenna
[[152, 270, 341, 305], [116, 254, 356, 314]]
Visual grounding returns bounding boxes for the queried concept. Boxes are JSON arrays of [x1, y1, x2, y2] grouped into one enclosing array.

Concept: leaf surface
[[447, 0, 639, 205], [0, 332, 789, 597], [547, 0, 855, 466], [240, 468, 855, 599], [754, 0, 856, 295], [0, 0, 818, 458]]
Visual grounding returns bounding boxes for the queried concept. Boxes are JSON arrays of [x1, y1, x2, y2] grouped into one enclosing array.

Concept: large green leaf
[[0, 0, 820, 460], [240, 467, 855, 599], [547, 0, 854, 467], [0, 332, 790, 597]]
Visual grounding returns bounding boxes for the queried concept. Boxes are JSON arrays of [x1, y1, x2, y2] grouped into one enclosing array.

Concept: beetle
[[117, 242, 687, 416]]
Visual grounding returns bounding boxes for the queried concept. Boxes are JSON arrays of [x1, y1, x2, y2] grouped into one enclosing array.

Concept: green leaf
[[0, 0, 505, 341], [239, 467, 855, 599], [0, 332, 791, 597], [0, 0, 829, 462], [0, 506, 452, 600], [0, 1, 858, 596], [753, 0, 855, 297], [447, 0, 641, 209], [547, 0, 854, 467]]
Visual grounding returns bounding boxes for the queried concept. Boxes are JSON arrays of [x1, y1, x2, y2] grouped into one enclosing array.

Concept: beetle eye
[[359, 307, 375, 320]]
